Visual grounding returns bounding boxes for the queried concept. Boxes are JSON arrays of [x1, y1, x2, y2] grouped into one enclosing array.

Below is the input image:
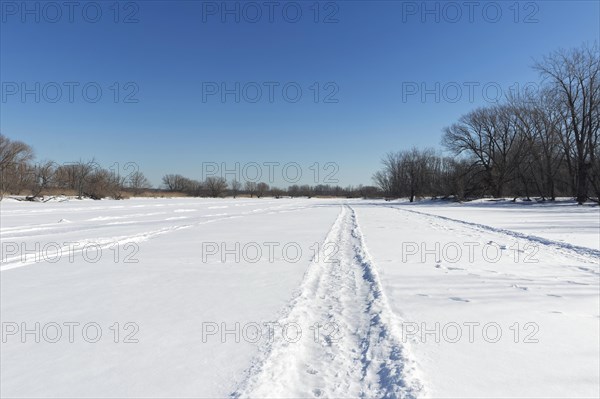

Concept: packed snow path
[[234, 205, 422, 398]]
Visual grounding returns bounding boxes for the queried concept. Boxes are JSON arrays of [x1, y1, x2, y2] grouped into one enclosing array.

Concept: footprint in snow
[[312, 388, 323, 397], [577, 267, 599, 275], [306, 367, 318, 375], [486, 240, 507, 250], [511, 284, 529, 291], [547, 294, 562, 298], [449, 297, 470, 302], [416, 293, 429, 297]]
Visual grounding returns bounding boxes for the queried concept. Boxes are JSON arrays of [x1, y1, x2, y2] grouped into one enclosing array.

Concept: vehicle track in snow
[[384, 205, 600, 266], [0, 202, 317, 272], [232, 205, 422, 398]]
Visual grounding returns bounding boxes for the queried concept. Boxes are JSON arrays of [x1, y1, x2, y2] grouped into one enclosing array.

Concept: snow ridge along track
[[233, 205, 422, 398]]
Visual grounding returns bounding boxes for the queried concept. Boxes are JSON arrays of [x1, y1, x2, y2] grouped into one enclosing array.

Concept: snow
[[400, 198, 600, 251], [1, 198, 598, 398], [355, 201, 599, 398]]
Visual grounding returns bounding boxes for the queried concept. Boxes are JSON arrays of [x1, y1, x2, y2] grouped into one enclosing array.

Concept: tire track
[[0, 202, 315, 272], [385, 205, 600, 266], [232, 205, 422, 398]]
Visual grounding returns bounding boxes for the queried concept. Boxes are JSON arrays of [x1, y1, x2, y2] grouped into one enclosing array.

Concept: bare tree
[[128, 171, 152, 195], [535, 44, 600, 203], [245, 181, 257, 197], [256, 182, 269, 198], [270, 187, 284, 198], [183, 179, 203, 197], [400, 148, 437, 202], [0, 134, 34, 199], [374, 148, 438, 202], [86, 168, 127, 200], [443, 106, 526, 198], [230, 179, 241, 198], [47, 159, 99, 199], [373, 170, 392, 197], [205, 176, 228, 198], [510, 89, 566, 200], [162, 174, 188, 192], [299, 185, 313, 198], [27, 161, 56, 200], [72, 160, 99, 199], [288, 184, 300, 198]]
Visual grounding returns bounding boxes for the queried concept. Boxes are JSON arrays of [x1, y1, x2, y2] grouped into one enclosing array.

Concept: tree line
[[0, 143, 154, 201], [160, 173, 379, 198], [374, 44, 599, 204], [0, 138, 379, 200]]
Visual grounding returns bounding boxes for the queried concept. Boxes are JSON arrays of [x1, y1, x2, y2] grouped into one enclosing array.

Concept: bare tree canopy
[[205, 176, 228, 198], [534, 44, 600, 203], [128, 171, 152, 195], [0, 134, 34, 198]]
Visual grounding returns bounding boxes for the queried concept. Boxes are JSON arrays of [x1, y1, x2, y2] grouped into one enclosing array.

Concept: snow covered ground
[[401, 198, 600, 251], [1, 198, 598, 398]]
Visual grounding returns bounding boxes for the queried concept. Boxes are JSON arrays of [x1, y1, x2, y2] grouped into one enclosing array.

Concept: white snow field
[[1, 198, 598, 398]]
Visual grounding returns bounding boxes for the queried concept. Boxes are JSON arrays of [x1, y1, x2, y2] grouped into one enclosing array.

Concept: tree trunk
[[576, 161, 589, 204]]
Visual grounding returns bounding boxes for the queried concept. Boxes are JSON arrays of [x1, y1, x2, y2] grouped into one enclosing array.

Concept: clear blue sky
[[1, 0, 599, 187]]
